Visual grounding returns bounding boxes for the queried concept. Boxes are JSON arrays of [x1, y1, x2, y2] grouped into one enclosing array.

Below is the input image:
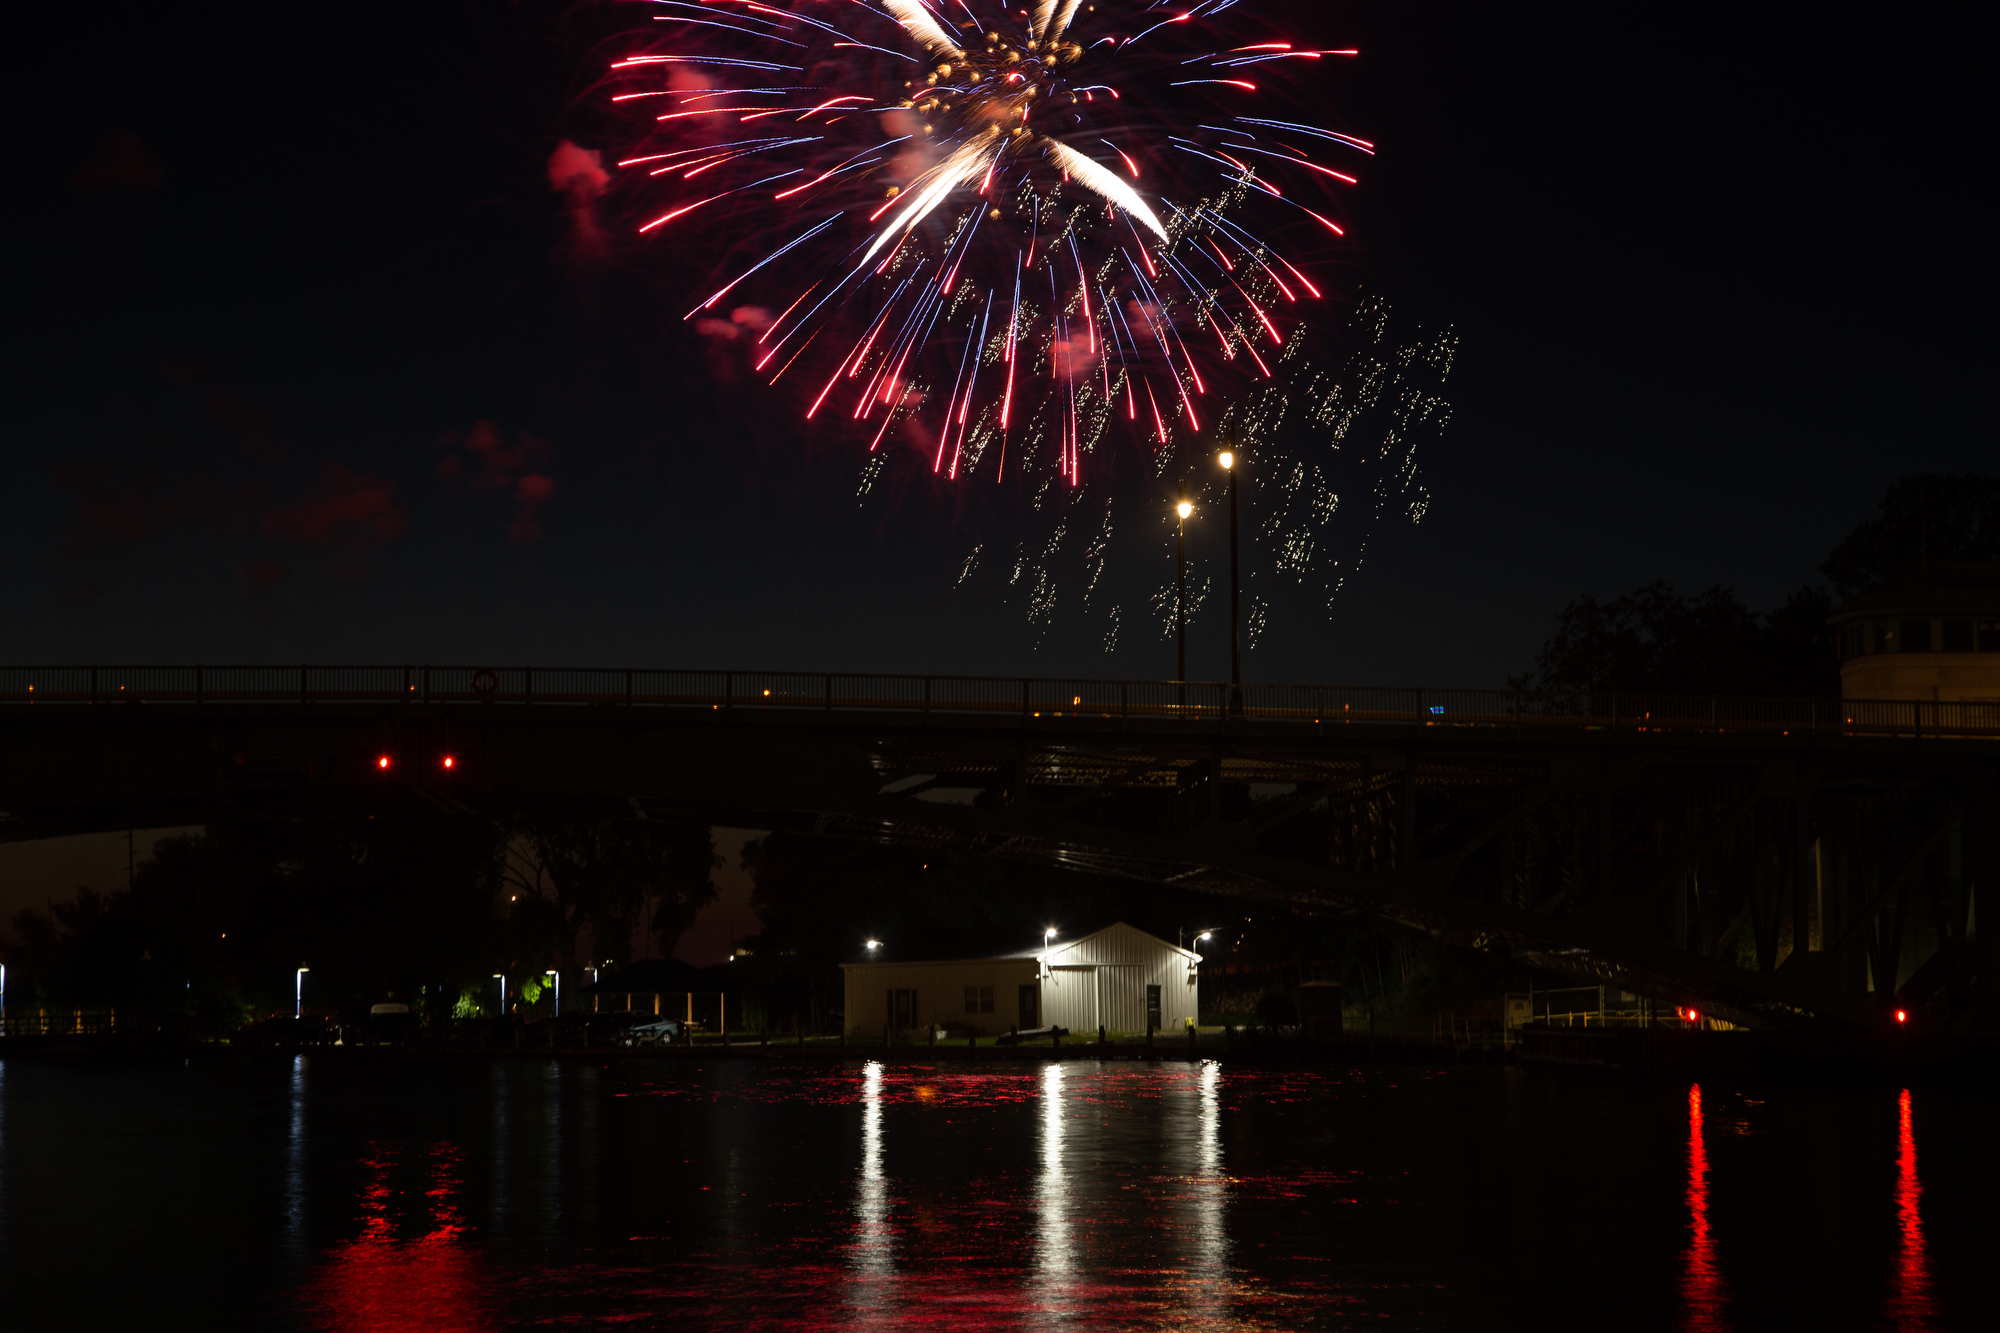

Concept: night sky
[[4, 2, 1984, 686]]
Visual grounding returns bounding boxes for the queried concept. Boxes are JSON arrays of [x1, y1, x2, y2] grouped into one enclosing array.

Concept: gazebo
[[578, 959, 731, 1032]]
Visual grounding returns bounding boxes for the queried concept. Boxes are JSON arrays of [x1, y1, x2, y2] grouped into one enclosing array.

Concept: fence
[[1, 666, 1995, 738], [2, 1010, 119, 1038]]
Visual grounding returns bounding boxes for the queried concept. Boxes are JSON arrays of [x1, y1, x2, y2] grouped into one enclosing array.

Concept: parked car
[[353, 1002, 420, 1045], [624, 1018, 683, 1046]]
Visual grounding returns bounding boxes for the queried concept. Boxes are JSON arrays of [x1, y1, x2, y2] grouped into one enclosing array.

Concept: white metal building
[[841, 922, 1200, 1037]]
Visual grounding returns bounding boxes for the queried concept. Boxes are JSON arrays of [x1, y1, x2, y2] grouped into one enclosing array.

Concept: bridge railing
[[1, 667, 1996, 738]]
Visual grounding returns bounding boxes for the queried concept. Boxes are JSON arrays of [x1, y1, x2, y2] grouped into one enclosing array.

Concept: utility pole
[[1176, 480, 1192, 684], [1221, 446, 1243, 714]]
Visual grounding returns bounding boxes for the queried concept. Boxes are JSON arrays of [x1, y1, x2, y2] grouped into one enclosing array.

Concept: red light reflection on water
[[1888, 1088, 1935, 1330], [1680, 1084, 1727, 1331], [303, 1143, 491, 1333]]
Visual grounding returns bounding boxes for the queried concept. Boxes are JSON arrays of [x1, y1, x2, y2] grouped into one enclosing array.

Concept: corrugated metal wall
[[1041, 924, 1199, 1033]]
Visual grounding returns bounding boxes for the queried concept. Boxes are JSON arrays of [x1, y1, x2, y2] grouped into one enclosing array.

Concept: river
[[0, 1056, 1991, 1329]]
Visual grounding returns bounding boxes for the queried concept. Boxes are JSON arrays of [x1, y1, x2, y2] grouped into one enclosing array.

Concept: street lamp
[[546, 969, 560, 1016], [1219, 446, 1242, 715], [1178, 928, 1216, 950], [296, 966, 309, 1019], [865, 939, 882, 951], [1176, 483, 1193, 685]]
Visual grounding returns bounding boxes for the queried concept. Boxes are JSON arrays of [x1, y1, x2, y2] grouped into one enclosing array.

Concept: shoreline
[[4, 1027, 1992, 1087]]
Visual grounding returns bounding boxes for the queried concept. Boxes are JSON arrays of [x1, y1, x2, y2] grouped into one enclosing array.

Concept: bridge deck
[[4, 665, 1997, 740]]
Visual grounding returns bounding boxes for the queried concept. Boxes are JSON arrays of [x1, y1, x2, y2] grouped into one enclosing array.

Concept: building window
[[1942, 619, 1975, 652], [1981, 622, 2000, 653], [964, 985, 994, 1014], [1874, 622, 1897, 654], [1899, 619, 1932, 653]]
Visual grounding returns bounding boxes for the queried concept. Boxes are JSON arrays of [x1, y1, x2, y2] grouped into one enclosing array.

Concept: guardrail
[[0, 666, 1996, 738], [2, 1010, 119, 1038]]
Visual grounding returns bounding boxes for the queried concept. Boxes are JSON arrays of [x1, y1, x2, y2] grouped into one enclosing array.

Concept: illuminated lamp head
[[1177, 501, 1193, 519], [865, 939, 881, 950], [1218, 451, 1234, 470]]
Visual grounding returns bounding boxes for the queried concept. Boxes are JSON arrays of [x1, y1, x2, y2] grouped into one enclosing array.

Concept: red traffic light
[[1895, 1009, 1908, 1024], [376, 755, 390, 770], [442, 755, 455, 769]]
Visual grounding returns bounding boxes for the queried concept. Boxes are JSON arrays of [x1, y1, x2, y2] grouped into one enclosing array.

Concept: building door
[[1146, 984, 1162, 1031], [887, 989, 917, 1032], [1018, 983, 1040, 1030]]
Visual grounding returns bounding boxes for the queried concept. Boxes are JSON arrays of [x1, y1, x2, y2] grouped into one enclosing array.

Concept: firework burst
[[611, 0, 1370, 488]]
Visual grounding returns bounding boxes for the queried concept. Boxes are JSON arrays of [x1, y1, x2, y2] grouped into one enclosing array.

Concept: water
[[0, 1056, 1992, 1330]]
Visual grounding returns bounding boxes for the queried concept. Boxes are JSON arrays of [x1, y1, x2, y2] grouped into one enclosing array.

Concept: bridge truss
[[3, 666, 1995, 1032]]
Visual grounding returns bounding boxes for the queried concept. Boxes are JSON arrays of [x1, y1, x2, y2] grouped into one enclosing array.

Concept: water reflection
[[1890, 1088, 1934, 1331], [1190, 1061, 1228, 1317], [852, 1060, 892, 1285], [286, 1056, 307, 1254], [1681, 1083, 1727, 1331], [304, 1143, 488, 1333], [1036, 1061, 1071, 1295]]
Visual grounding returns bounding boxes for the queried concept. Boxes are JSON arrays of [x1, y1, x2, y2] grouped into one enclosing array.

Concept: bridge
[[3, 665, 1995, 1033]]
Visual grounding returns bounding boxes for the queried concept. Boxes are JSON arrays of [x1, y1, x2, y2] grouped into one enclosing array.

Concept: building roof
[[841, 921, 1194, 967], [1833, 561, 2000, 621]]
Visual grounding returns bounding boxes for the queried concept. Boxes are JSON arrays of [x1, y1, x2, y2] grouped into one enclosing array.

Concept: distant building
[[841, 922, 1200, 1038], [1829, 561, 2000, 701]]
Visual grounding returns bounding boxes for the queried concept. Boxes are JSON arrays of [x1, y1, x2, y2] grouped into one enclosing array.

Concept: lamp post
[[1219, 447, 1242, 714], [493, 972, 506, 1017], [546, 969, 560, 1017], [296, 966, 309, 1020], [1176, 483, 1192, 687]]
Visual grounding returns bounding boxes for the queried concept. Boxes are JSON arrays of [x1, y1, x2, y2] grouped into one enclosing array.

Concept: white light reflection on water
[[489, 1062, 509, 1237], [285, 1055, 306, 1254], [1192, 1060, 1228, 1305], [852, 1060, 893, 1291], [1036, 1062, 1072, 1300]]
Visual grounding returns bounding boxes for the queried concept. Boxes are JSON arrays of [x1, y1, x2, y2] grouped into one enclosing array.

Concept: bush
[[1255, 989, 1298, 1028]]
